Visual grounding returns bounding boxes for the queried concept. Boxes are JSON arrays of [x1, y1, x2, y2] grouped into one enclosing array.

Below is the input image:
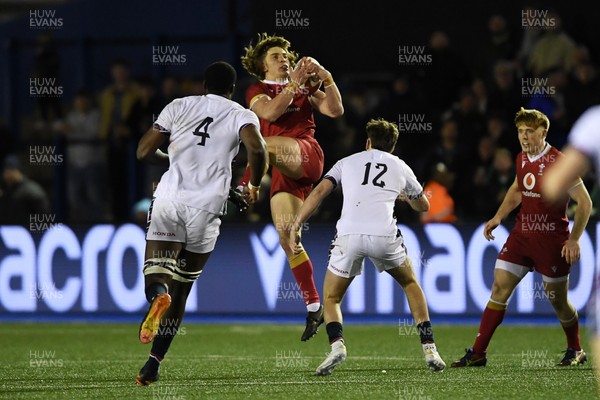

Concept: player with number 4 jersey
[[290, 119, 446, 375], [133, 62, 267, 386]]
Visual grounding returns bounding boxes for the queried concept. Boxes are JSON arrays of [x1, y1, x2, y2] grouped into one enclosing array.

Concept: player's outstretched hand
[[289, 57, 316, 85], [303, 56, 331, 81], [242, 185, 260, 205], [289, 224, 302, 254], [561, 239, 580, 265], [228, 188, 249, 212], [484, 216, 501, 241]]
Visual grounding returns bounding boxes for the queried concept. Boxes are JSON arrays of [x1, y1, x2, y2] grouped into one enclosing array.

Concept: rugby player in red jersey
[[239, 33, 344, 341], [452, 108, 592, 367]]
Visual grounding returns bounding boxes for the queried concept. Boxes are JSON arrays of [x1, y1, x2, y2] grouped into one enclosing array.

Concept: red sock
[[289, 251, 320, 305], [561, 313, 581, 350], [473, 300, 507, 354]]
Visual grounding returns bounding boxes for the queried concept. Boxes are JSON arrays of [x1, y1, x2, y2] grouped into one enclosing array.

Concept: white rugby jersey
[[324, 149, 423, 236], [153, 94, 259, 214], [568, 105, 600, 184]]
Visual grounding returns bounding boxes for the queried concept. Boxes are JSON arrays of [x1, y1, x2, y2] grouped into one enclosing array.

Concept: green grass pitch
[[1, 322, 597, 399]]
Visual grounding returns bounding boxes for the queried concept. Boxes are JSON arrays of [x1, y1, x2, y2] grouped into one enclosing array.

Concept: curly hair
[[514, 107, 550, 131], [241, 33, 299, 80], [366, 118, 399, 152]]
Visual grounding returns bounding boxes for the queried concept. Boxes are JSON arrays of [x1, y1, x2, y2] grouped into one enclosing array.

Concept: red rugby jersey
[[245, 80, 317, 139], [514, 144, 571, 235]]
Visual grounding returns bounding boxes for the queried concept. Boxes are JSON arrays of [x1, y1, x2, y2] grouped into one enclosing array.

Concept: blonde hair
[[241, 33, 299, 80], [514, 107, 550, 131]]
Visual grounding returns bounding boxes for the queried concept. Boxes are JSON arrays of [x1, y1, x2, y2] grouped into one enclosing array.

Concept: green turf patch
[[1, 323, 597, 399]]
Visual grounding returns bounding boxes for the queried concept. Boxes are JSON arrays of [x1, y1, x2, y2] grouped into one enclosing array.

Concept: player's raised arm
[[136, 125, 169, 165], [305, 57, 344, 118], [484, 176, 521, 240], [289, 178, 335, 253], [239, 123, 267, 204], [562, 181, 592, 264]]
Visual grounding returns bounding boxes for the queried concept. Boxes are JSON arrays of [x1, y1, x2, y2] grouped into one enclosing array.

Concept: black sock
[[150, 325, 178, 360], [326, 322, 343, 344], [146, 354, 161, 368], [145, 282, 167, 303], [417, 321, 434, 344]]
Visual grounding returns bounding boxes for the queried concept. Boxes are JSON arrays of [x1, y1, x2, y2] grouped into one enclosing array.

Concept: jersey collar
[[262, 79, 288, 85], [527, 142, 551, 163]]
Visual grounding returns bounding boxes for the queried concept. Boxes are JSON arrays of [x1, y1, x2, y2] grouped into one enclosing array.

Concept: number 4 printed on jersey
[[193, 117, 213, 146]]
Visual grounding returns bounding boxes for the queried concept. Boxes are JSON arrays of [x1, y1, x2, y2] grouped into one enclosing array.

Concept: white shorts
[[146, 197, 221, 254], [327, 233, 407, 278]]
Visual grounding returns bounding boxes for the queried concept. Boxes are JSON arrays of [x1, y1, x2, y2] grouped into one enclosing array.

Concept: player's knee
[[491, 280, 513, 302], [547, 291, 568, 309], [324, 291, 343, 304]]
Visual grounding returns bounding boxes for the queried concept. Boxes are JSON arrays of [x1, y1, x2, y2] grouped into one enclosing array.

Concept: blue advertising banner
[[0, 222, 598, 317]]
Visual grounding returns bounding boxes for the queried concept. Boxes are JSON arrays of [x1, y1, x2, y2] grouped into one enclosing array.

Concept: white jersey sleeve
[[323, 160, 343, 188], [400, 161, 424, 199], [154, 99, 181, 134], [568, 105, 600, 181]]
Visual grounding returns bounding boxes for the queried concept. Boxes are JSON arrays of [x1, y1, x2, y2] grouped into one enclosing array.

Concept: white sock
[[307, 302, 321, 312]]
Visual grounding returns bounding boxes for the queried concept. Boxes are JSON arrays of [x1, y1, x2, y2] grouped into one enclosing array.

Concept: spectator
[[421, 118, 467, 180], [565, 62, 600, 125], [58, 90, 107, 224], [471, 78, 489, 115], [32, 32, 63, 126], [527, 12, 577, 77], [419, 31, 471, 115], [486, 112, 520, 157], [160, 75, 182, 108], [477, 15, 518, 80], [0, 155, 50, 225], [99, 59, 139, 222], [487, 61, 522, 119], [443, 88, 486, 148], [421, 162, 457, 224], [526, 67, 569, 148], [487, 147, 516, 212], [129, 77, 166, 200]]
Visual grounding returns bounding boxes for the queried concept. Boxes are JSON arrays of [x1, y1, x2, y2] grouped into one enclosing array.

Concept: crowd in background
[[0, 10, 599, 226]]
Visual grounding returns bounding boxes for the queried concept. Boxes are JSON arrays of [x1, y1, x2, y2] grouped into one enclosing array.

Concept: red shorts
[[270, 136, 324, 201], [497, 232, 571, 278]]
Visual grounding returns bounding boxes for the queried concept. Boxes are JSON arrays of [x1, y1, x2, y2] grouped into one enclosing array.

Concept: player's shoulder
[[166, 95, 202, 110], [246, 81, 268, 94], [548, 145, 563, 157]]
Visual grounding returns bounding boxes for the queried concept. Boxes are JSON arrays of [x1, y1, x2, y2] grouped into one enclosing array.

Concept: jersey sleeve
[[154, 99, 181, 136], [323, 160, 343, 188], [246, 84, 270, 110], [236, 109, 261, 136], [401, 160, 424, 199], [568, 106, 600, 162]]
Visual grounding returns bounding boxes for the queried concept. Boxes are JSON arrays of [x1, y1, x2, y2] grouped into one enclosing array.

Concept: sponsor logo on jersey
[[523, 172, 536, 190], [152, 231, 176, 237], [522, 191, 541, 198]]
